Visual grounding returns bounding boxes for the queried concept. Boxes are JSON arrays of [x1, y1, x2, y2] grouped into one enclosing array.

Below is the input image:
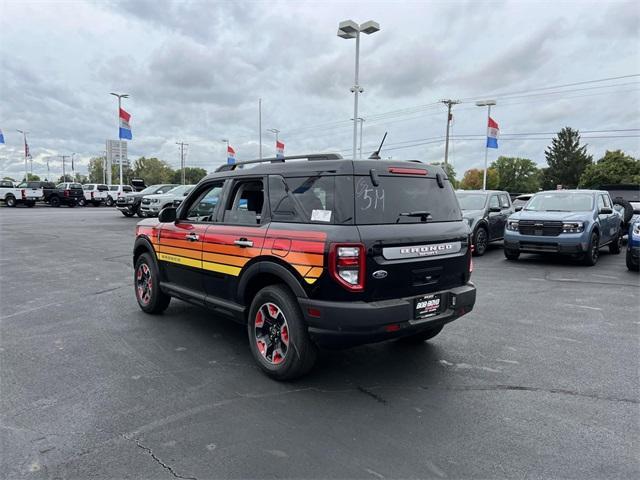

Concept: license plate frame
[[414, 294, 442, 319]]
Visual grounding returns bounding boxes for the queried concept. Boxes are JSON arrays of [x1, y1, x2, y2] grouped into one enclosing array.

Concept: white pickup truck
[[0, 180, 43, 207], [80, 184, 110, 206]]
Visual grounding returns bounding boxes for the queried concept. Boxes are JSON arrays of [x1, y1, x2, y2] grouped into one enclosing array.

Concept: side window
[[602, 195, 611, 208], [223, 179, 264, 225], [499, 194, 510, 208], [597, 195, 606, 210], [185, 183, 224, 222], [489, 195, 500, 209], [124, 186, 133, 192]]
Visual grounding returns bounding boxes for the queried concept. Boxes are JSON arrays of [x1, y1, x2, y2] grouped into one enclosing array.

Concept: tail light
[[469, 244, 474, 275], [21, 189, 26, 200], [91, 192, 94, 199], [64, 190, 70, 197], [329, 243, 365, 291]]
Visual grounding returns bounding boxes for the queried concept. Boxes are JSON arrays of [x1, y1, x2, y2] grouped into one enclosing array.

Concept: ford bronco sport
[[132, 154, 476, 379]]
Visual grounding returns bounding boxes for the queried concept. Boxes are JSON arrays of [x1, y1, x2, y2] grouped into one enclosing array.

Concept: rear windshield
[[97, 184, 108, 191], [70, 183, 82, 189], [83, 184, 95, 190], [355, 176, 461, 224]]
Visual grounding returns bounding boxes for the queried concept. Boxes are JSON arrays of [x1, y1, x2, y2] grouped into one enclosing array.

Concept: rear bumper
[[504, 231, 589, 254], [299, 283, 476, 348]]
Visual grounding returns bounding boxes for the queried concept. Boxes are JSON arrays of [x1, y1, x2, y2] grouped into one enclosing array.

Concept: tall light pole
[[337, 19, 380, 160], [350, 118, 365, 159], [441, 99, 460, 167], [71, 153, 76, 181], [16, 129, 29, 181], [258, 98, 263, 160], [176, 142, 188, 184], [267, 128, 280, 143], [109, 92, 129, 186], [475, 100, 496, 190]]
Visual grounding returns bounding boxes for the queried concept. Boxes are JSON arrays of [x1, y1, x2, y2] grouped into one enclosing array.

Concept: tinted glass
[[123, 186, 133, 192], [83, 184, 95, 190], [499, 194, 510, 208], [109, 186, 118, 191], [224, 180, 264, 225], [70, 183, 82, 189], [525, 193, 593, 212], [185, 183, 223, 222], [456, 192, 487, 210], [0, 181, 13, 187], [97, 185, 108, 191], [355, 176, 461, 224], [269, 175, 354, 224]]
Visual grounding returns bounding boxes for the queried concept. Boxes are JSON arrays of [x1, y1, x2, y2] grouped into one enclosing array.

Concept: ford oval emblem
[[372, 270, 388, 279]]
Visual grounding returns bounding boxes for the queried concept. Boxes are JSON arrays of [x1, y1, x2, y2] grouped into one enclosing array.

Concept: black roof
[[205, 153, 447, 181]]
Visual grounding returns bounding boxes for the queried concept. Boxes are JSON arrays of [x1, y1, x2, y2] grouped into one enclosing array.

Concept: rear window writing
[[355, 176, 462, 224]]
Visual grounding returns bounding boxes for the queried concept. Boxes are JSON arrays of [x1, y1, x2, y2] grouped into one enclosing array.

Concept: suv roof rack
[[215, 153, 344, 172]]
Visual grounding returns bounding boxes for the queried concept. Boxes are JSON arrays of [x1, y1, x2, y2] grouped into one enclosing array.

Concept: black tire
[[122, 210, 135, 217], [247, 284, 317, 380], [609, 230, 623, 254], [49, 196, 61, 207], [5, 195, 16, 207], [397, 325, 444, 344], [613, 197, 633, 225], [136, 206, 145, 218], [106, 197, 114, 207], [78, 198, 86, 207], [583, 231, 599, 266], [26, 201, 35, 208], [627, 249, 639, 271], [68, 202, 75, 208], [473, 226, 488, 256], [134, 253, 171, 314], [504, 248, 520, 260]]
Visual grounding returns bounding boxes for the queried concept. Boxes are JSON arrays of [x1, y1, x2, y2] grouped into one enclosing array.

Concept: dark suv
[[132, 155, 476, 379]]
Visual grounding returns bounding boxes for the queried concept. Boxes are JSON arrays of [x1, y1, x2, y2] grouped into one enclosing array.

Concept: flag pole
[[483, 104, 491, 191]]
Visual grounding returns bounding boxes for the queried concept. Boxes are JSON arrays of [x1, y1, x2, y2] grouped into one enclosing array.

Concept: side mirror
[[599, 207, 613, 215], [514, 206, 523, 212], [158, 207, 177, 223], [183, 191, 189, 196], [489, 206, 501, 213]]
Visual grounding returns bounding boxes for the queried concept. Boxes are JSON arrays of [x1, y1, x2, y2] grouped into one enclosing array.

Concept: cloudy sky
[[1, 0, 639, 181]]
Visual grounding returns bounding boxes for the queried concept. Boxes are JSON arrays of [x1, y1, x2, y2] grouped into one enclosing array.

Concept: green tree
[[490, 156, 540, 193], [2, 176, 16, 182], [171, 167, 208, 185], [460, 168, 499, 190], [579, 150, 640, 188], [132, 157, 175, 185], [543, 127, 593, 189], [88, 156, 106, 183], [23, 173, 41, 181], [57, 174, 74, 183], [429, 162, 458, 188]]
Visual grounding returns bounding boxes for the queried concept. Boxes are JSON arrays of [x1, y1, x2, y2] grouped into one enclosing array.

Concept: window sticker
[[311, 209, 332, 222]]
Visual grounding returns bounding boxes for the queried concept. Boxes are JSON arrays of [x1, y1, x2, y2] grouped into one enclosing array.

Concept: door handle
[[186, 232, 199, 242], [234, 238, 253, 248]]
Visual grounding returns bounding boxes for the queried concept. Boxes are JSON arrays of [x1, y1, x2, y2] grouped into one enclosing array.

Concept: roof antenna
[[368, 132, 387, 160]]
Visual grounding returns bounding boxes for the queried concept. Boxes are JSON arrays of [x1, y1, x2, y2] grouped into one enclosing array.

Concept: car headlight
[[151, 199, 160, 203], [126, 196, 134, 202], [562, 222, 584, 233], [506, 220, 519, 231], [632, 223, 640, 238]]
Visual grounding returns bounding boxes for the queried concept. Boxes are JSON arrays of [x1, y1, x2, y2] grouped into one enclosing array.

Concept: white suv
[[140, 184, 195, 217], [106, 184, 134, 206], [80, 184, 109, 206]]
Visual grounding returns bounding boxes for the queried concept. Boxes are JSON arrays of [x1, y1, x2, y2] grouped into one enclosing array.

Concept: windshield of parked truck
[[456, 192, 487, 210], [525, 192, 593, 212]]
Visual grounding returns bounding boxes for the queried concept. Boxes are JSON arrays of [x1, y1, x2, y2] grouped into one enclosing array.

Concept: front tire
[[5, 195, 16, 207], [134, 253, 171, 314], [609, 230, 623, 254], [473, 227, 488, 256], [106, 197, 114, 207], [504, 248, 520, 260], [136, 206, 145, 218], [50, 196, 61, 207], [122, 210, 135, 217], [247, 285, 317, 380], [583, 231, 600, 266], [78, 198, 86, 207]]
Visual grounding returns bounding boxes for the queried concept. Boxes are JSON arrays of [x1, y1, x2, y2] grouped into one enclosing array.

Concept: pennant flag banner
[[227, 145, 236, 165], [119, 108, 133, 140], [276, 140, 285, 159], [0, 128, 4, 144], [25, 139, 31, 158], [486, 117, 499, 149]]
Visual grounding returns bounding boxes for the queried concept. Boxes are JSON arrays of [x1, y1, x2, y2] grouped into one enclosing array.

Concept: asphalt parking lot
[[1, 205, 638, 479]]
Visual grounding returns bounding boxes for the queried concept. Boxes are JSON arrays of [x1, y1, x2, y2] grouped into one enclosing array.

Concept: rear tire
[[136, 206, 145, 218], [473, 227, 488, 256], [609, 230, 622, 254], [134, 253, 171, 314], [582, 231, 599, 266], [247, 285, 317, 380], [5, 195, 16, 207], [627, 249, 639, 271], [613, 197, 633, 226], [122, 211, 135, 217], [106, 197, 114, 207], [78, 198, 86, 207], [397, 325, 444, 344], [50, 196, 61, 207]]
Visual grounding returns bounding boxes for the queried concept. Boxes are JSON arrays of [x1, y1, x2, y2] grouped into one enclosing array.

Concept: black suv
[[132, 154, 476, 379]]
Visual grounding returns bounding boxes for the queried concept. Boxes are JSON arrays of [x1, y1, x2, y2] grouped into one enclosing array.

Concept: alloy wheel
[[254, 302, 289, 365], [136, 263, 153, 306]]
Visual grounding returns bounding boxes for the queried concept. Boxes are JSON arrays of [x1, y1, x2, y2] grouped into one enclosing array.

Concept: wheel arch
[[238, 259, 308, 306], [133, 236, 158, 267]]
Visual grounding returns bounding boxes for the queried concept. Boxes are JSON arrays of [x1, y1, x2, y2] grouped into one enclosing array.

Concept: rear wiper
[[396, 211, 432, 223]]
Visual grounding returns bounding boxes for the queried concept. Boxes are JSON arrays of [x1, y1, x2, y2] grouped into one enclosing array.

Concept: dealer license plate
[[415, 294, 441, 319]]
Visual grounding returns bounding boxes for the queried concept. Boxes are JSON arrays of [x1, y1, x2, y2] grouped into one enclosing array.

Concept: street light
[[475, 100, 496, 190], [110, 92, 129, 186], [337, 19, 380, 160]]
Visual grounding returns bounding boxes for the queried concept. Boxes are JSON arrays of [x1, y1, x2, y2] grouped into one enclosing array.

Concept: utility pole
[[176, 142, 188, 185], [258, 98, 263, 160], [59, 155, 70, 181], [440, 99, 460, 167]]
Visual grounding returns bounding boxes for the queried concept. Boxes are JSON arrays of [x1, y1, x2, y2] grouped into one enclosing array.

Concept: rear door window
[[499, 194, 510, 208], [355, 176, 461, 224], [224, 179, 265, 225], [268, 175, 354, 224]]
